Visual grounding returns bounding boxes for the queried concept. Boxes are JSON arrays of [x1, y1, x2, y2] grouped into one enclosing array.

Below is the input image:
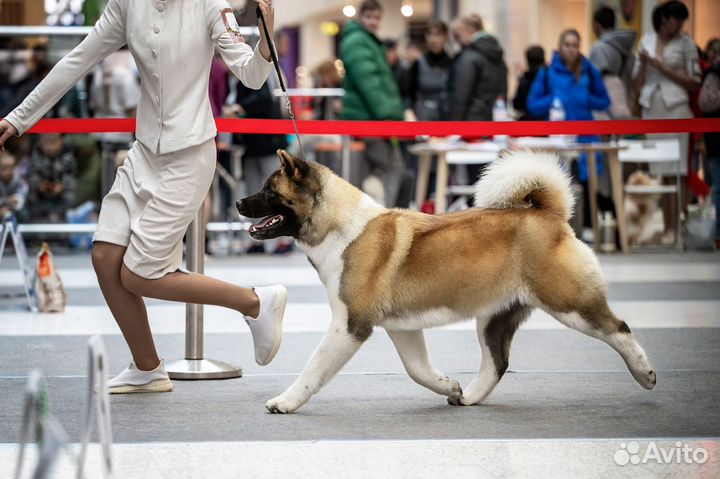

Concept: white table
[[409, 138, 629, 253]]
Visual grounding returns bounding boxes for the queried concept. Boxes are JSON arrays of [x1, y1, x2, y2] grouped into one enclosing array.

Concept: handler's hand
[[257, 0, 275, 62], [0, 119, 18, 151], [648, 56, 664, 71]]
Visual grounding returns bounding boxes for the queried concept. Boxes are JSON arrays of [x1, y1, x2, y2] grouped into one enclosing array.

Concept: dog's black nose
[[235, 200, 242, 210]]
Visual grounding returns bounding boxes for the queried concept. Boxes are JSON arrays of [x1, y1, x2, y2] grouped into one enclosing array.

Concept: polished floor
[[0, 250, 718, 478]]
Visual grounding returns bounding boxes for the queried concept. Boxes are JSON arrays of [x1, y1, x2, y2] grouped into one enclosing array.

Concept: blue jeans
[[709, 156, 720, 240]]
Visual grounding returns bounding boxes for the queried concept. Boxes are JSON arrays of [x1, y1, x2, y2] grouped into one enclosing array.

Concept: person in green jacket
[[340, 0, 405, 207]]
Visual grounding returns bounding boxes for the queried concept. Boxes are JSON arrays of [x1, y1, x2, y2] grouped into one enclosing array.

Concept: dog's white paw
[[443, 377, 463, 400], [631, 368, 656, 390], [626, 354, 657, 390], [427, 375, 464, 399], [447, 396, 475, 406], [265, 394, 301, 414]]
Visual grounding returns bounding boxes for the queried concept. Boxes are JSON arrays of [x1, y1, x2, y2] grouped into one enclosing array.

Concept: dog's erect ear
[[277, 149, 308, 182]]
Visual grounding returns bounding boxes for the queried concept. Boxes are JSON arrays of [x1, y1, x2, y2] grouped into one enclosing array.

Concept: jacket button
[[152, 73, 159, 81], [153, 25, 160, 34], [157, 3, 165, 12], [151, 49, 157, 58]]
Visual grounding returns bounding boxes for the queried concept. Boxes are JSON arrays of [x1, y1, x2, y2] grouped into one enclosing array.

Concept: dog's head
[[236, 150, 322, 240]]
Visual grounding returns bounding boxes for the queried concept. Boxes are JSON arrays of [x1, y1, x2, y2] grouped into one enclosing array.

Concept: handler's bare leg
[[119, 264, 260, 317], [92, 242, 160, 371], [93, 242, 263, 371]]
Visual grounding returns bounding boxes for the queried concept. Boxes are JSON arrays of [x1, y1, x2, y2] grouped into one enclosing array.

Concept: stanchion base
[[166, 359, 242, 380]]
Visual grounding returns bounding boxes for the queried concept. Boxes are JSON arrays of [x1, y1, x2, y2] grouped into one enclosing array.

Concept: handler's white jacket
[[5, 0, 272, 154]]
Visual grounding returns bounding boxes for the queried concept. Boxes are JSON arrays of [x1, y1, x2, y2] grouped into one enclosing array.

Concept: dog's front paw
[[446, 378, 463, 400], [265, 395, 301, 414], [447, 396, 475, 406], [632, 368, 657, 390]]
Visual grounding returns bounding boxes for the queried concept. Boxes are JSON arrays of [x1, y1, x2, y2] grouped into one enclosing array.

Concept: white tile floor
[[0, 300, 718, 336], [2, 439, 718, 479]]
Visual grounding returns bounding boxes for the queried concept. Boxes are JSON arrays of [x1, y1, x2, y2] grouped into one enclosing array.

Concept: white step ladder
[[0, 213, 37, 312]]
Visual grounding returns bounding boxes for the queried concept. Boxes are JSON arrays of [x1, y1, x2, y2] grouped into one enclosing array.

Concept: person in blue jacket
[[527, 29, 610, 226], [528, 28, 610, 124]]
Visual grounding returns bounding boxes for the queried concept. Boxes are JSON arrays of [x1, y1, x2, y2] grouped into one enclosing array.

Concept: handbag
[[35, 242, 67, 313]]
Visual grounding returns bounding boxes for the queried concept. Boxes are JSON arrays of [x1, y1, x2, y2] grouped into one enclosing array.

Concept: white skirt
[[93, 139, 216, 279]]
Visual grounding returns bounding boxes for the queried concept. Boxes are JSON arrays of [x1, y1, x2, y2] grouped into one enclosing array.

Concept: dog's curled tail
[[474, 150, 574, 222]]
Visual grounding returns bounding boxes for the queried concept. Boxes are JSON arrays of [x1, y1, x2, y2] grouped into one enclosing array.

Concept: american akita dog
[[236, 149, 656, 414]]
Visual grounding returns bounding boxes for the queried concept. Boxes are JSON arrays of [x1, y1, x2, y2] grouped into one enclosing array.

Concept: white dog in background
[[624, 170, 671, 245]]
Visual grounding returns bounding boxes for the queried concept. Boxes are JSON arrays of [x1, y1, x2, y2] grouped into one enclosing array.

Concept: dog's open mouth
[[248, 214, 285, 236]]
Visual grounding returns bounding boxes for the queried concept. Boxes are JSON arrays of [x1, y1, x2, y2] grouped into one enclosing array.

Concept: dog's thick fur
[[237, 150, 656, 414]]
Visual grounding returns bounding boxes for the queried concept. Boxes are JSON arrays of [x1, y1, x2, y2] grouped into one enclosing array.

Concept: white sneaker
[[107, 359, 173, 394], [245, 285, 287, 366]]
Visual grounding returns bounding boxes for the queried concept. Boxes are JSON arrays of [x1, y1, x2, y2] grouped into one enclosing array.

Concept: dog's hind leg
[[265, 307, 370, 414], [541, 301, 656, 390], [386, 329, 463, 401], [449, 302, 532, 406]]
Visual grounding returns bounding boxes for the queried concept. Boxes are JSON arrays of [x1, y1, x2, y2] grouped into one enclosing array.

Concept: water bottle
[[549, 96, 569, 142], [549, 96, 565, 122], [492, 96, 508, 122], [492, 96, 509, 146], [600, 211, 617, 253]]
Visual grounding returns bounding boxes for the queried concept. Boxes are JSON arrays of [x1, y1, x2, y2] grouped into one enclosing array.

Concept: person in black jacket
[[512, 45, 545, 121], [449, 14, 508, 191], [449, 14, 508, 123], [236, 75, 292, 254], [407, 20, 452, 121]]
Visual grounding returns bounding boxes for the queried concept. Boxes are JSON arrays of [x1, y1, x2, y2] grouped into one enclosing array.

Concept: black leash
[[256, 6, 305, 159]]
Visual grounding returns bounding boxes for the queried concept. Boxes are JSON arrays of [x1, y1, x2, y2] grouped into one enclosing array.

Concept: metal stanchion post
[[166, 208, 242, 379]]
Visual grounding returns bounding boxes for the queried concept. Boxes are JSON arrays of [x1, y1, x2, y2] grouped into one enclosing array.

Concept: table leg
[[341, 136, 351, 181], [435, 153, 448, 214], [587, 152, 600, 252], [608, 150, 629, 254], [415, 153, 431, 210]]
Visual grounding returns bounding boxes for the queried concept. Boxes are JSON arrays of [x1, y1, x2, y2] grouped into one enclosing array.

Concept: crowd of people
[[336, 0, 718, 246], [0, 0, 718, 248]]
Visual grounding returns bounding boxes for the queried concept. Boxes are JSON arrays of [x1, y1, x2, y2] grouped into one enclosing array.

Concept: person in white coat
[[0, 0, 287, 394]]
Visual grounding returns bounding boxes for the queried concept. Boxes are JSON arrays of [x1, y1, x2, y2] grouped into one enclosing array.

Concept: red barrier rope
[[23, 117, 720, 137]]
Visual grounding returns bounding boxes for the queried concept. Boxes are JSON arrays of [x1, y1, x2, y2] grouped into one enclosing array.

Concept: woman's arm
[[526, 68, 552, 118], [650, 57, 700, 92], [2, 0, 126, 138], [256, 1, 274, 62], [207, 0, 273, 90], [588, 64, 611, 111], [651, 37, 701, 93], [632, 50, 648, 93]]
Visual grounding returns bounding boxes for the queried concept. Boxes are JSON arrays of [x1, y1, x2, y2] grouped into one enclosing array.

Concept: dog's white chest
[[299, 193, 384, 293], [300, 235, 346, 293]]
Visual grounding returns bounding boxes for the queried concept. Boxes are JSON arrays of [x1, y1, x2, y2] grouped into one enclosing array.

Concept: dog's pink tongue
[[252, 215, 283, 231]]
